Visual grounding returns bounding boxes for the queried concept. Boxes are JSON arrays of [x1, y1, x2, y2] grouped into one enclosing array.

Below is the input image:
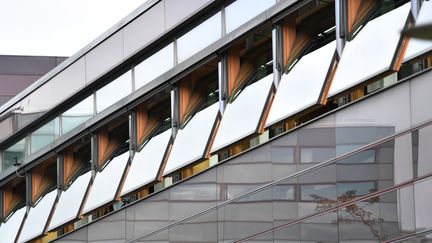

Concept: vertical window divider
[[221, 5, 227, 37]]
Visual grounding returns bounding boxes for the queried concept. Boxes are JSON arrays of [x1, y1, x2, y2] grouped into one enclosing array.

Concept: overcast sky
[[0, 0, 147, 57]]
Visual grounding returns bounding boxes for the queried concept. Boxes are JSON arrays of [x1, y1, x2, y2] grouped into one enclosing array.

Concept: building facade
[[0, 0, 432, 242]]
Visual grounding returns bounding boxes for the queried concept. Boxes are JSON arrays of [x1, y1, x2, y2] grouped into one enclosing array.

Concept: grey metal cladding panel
[[0, 55, 60, 75], [48, 57, 86, 100], [123, 1, 165, 58], [164, 0, 213, 30], [85, 31, 124, 83]]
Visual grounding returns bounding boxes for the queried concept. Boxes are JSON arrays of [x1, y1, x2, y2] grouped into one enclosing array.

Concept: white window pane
[[96, 70, 132, 113], [18, 190, 57, 243], [266, 41, 336, 127], [30, 117, 60, 153], [48, 171, 92, 231], [135, 43, 174, 89], [328, 3, 411, 97], [164, 103, 219, 176], [82, 152, 129, 214], [121, 129, 171, 196], [403, 1, 432, 62], [211, 74, 273, 153], [61, 95, 94, 134], [0, 207, 26, 243], [225, 0, 276, 33], [177, 12, 221, 63]]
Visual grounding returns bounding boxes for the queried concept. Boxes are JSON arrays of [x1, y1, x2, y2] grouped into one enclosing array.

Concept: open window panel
[[82, 116, 130, 216], [327, 1, 411, 100], [18, 189, 57, 243], [161, 57, 220, 179], [210, 24, 274, 159], [0, 206, 26, 243], [47, 136, 92, 232], [120, 89, 172, 200], [30, 156, 57, 205], [399, 1, 432, 78], [265, 1, 337, 131]]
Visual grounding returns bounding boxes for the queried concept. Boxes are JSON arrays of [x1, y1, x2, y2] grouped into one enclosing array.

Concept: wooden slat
[[97, 128, 121, 167], [392, 35, 410, 71], [348, 0, 377, 35], [31, 159, 56, 202], [282, 16, 297, 68], [227, 45, 241, 98], [178, 75, 205, 124], [347, 0, 362, 34], [63, 149, 83, 186], [136, 104, 160, 145], [2, 183, 23, 217]]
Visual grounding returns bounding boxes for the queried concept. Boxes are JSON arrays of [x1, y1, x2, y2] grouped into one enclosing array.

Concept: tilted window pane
[[266, 41, 336, 127], [0, 207, 26, 243], [30, 117, 60, 154], [177, 12, 221, 63], [96, 70, 132, 113], [18, 190, 57, 243], [328, 3, 411, 97], [48, 171, 92, 231], [300, 184, 336, 201], [135, 43, 174, 89], [211, 74, 273, 153], [61, 95, 94, 134], [82, 151, 129, 214], [163, 102, 219, 176], [225, 0, 276, 34], [403, 1, 432, 62], [3, 138, 26, 171], [121, 129, 171, 196]]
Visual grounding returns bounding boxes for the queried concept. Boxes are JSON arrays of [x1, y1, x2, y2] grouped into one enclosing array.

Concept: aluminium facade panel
[[328, 3, 411, 97], [164, 0, 212, 30], [211, 74, 273, 152], [265, 41, 336, 127], [85, 31, 124, 83], [163, 102, 219, 176], [48, 171, 92, 231], [18, 190, 57, 243], [121, 129, 171, 196], [82, 151, 129, 214]]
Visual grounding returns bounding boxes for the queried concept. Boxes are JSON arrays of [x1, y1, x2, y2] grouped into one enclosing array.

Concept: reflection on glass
[[337, 181, 376, 198], [3, 138, 27, 171], [336, 145, 375, 163], [30, 118, 60, 154], [177, 12, 221, 63], [61, 95, 94, 134], [273, 184, 295, 200], [135, 43, 174, 89], [96, 70, 132, 113], [225, 0, 275, 33], [300, 147, 334, 163], [271, 146, 294, 163], [300, 184, 336, 201]]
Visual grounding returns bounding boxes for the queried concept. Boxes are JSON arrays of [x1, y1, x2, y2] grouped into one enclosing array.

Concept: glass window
[[271, 146, 294, 163], [273, 184, 295, 200], [96, 70, 132, 113], [300, 147, 335, 163], [135, 43, 174, 89], [225, 0, 276, 33], [301, 184, 336, 201], [30, 118, 60, 154], [177, 12, 221, 63], [3, 138, 27, 170], [61, 95, 94, 135], [337, 181, 376, 198], [336, 145, 375, 164]]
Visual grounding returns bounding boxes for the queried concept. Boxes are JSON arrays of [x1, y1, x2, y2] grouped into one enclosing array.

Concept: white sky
[[0, 0, 147, 57]]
